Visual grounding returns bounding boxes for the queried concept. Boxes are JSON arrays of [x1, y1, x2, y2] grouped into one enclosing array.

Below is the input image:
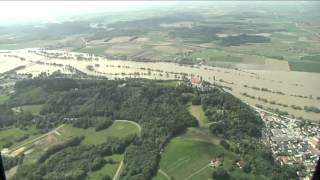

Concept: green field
[[188, 105, 208, 127], [147, 31, 168, 43], [0, 127, 40, 148], [191, 49, 243, 63], [11, 121, 139, 166], [18, 104, 44, 115], [154, 138, 236, 180], [301, 55, 320, 62], [178, 127, 220, 145], [60, 121, 140, 145], [0, 95, 10, 104], [77, 46, 107, 56], [88, 154, 123, 180], [289, 61, 320, 73], [0, 40, 54, 50], [154, 136, 261, 180]]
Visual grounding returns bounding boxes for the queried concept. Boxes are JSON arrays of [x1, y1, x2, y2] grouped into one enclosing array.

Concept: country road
[[158, 169, 171, 180], [112, 120, 142, 180], [113, 160, 123, 180]]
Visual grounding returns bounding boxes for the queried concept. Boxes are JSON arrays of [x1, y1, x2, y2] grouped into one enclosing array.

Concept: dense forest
[[0, 77, 298, 179]]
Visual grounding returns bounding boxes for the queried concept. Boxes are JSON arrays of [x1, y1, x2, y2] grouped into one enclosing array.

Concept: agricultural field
[[77, 46, 109, 56], [154, 137, 259, 180], [153, 104, 233, 179]]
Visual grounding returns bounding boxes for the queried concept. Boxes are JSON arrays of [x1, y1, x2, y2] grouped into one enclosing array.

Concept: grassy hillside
[[88, 154, 123, 180], [60, 121, 140, 145], [154, 138, 234, 180], [18, 104, 44, 115], [188, 105, 208, 127], [0, 127, 40, 148]]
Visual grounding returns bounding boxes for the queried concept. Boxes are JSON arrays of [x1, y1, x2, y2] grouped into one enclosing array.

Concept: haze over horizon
[[0, 1, 178, 26]]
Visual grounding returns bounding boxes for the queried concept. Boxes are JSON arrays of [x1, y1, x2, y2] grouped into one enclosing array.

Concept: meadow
[[59, 121, 140, 145], [4, 120, 140, 176], [0, 95, 10, 104], [88, 154, 123, 180], [188, 105, 208, 127], [17, 104, 44, 115], [0, 126, 40, 148], [154, 138, 236, 180]]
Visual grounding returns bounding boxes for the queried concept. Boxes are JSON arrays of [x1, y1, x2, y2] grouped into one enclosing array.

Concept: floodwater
[[1, 48, 320, 121]]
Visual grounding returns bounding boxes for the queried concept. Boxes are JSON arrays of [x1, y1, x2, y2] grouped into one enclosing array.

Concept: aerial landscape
[[0, 1, 319, 180]]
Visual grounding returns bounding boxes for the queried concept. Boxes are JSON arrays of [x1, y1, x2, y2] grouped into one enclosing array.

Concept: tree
[[102, 175, 112, 180], [242, 162, 252, 173], [213, 167, 232, 180], [192, 96, 201, 105], [220, 140, 230, 150]]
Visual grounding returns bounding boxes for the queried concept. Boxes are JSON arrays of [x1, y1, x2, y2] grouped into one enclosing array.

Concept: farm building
[[190, 76, 203, 88], [209, 158, 222, 167]]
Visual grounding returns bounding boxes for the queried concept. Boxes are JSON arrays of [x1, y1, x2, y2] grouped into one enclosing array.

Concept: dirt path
[[158, 169, 171, 180], [113, 160, 123, 180], [111, 120, 141, 180], [183, 164, 209, 180], [115, 120, 142, 132], [5, 165, 18, 179]]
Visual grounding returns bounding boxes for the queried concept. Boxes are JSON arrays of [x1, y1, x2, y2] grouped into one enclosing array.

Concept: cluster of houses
[[260, 112, 320, 179], [189, 75, 211, 91]]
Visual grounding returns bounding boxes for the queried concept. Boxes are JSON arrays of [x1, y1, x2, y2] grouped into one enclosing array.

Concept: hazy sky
[[0, 1, 169, 25]]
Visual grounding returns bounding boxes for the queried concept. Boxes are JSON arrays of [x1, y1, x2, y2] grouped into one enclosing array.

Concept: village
[[259, 109, 320, 179], [189, 76, 320, 179]]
